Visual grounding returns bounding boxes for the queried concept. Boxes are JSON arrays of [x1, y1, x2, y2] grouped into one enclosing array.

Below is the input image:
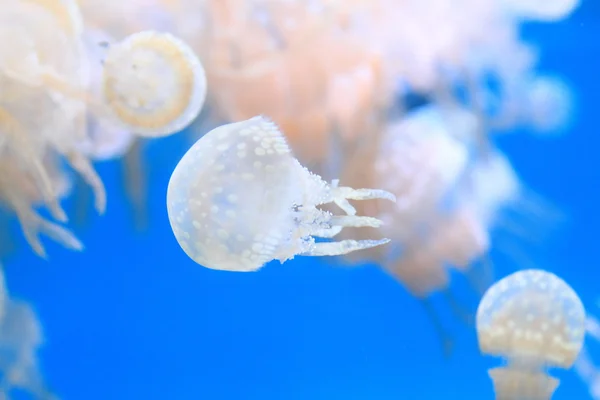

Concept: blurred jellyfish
[[72, 29, 207, 231], [491, 74, 575, 135], [0, 300, 57, 400], [0, 267, 56, 399], [373, 105, 475, 248], [500, 0, 580, 22], [167, 116, 396, 272], [0, 150, 82, 258], [524, 75, 574, 134], [191, 0, 392, 172], [76, 0, 173, 38], [101, 30, 207, 137], [98, 30, 206, 227], [0, 14, 206, 256], [476, 269, 585, 399]]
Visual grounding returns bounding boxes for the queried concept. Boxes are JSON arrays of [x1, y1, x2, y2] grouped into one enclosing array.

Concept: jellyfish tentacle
[[421, 298, 455, 359], [329, 215, 384, 229], [442, 288, 475, 326], [14, 207, 83, 258], [331, 185, 396, 204], [66, 150, 106, 214], [310, 225, 343, 238], [303, 238, 390, 257]]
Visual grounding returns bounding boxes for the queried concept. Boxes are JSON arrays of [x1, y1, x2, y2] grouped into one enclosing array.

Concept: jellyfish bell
[[458, 148, 566, 271], [455, 150, 521, 229], [375, 105, 472, 243], [77, 115, 135, 161], [101, 30, 207, 138], [525, 75, 574, 135], [167, 115, 396, 272], [476, 269, 585, 399], [500, 0, 580, 22]]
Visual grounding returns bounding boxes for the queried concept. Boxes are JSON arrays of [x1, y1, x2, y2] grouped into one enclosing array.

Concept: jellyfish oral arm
[[303, 238, 391, 257]]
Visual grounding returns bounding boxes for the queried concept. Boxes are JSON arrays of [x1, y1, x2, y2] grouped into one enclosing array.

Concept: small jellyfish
[[0, 300, 57, 400], [167, 115, 396, 272], [525, 75, 574, 135], [101, 30, 207, 137], [476, 269, 585, 399]]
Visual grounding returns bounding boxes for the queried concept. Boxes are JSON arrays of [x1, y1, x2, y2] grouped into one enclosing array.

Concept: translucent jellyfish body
[[375, 105, 473, 245], [197, 0, 391, 167], [476, 269, 585, 399], [501, 0, 580, 21], [525, 75, 574, 134], [167, 116, 396, 272], [102, 30, 207, 137], [0, 300, 56, 400], [0, 150, 82, 258]]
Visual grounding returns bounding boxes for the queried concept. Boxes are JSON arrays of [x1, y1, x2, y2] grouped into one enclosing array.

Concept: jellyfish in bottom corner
[[166, 115, 396, 272], [476, 269, 585, 399], [0, 268, 57, 400]]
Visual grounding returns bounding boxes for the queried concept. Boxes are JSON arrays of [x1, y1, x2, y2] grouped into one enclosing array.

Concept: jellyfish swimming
[[167, 115, 396, 272], [476, 269, 585, 399], [101, 30, 207, 137]]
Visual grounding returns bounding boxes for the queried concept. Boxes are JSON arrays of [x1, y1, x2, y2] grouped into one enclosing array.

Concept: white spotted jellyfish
[[476, 269, 585, 399], [167, 115, 396, 272], [101, 30, 207, 137]]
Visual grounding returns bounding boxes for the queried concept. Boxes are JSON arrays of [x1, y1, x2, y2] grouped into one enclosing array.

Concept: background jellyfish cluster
[[0, 0, 599, 399]]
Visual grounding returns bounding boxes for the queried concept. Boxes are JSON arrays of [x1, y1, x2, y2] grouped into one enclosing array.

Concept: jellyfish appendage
[[488, 367, 559, 400]]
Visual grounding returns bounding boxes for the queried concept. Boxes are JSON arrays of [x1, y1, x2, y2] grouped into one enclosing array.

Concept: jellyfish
[[167, 115, 396, 272], [69, 29, 207, 233], [476, 269, 585, 399], [101, 30, 207, 138], [192, 0, 392, 172], [523, 75, 574, 135], [375, 106, 474, 243], [0, 300, 58, 400], [0, 145, 82, 258], [500, 0, 580, 22]]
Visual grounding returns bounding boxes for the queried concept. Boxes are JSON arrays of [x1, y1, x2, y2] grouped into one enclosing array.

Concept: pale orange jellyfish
[[192, 0, 392, 173]]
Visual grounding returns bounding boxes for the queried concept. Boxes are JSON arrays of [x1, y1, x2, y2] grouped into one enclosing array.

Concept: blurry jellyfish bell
[[167, 115, 396, 272], [78, 115, 135, 161], [375, 105, 472, 240], [101, 30, 207, 137], [456, 150, 521, 227], [525, 75, 574, 135], [500, 0, 580, 22], [426, 207, 490, 271], [476, 269, 585, 399]]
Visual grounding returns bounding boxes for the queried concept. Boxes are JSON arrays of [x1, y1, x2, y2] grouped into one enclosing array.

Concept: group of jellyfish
[[0, 0, 595, 398]]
